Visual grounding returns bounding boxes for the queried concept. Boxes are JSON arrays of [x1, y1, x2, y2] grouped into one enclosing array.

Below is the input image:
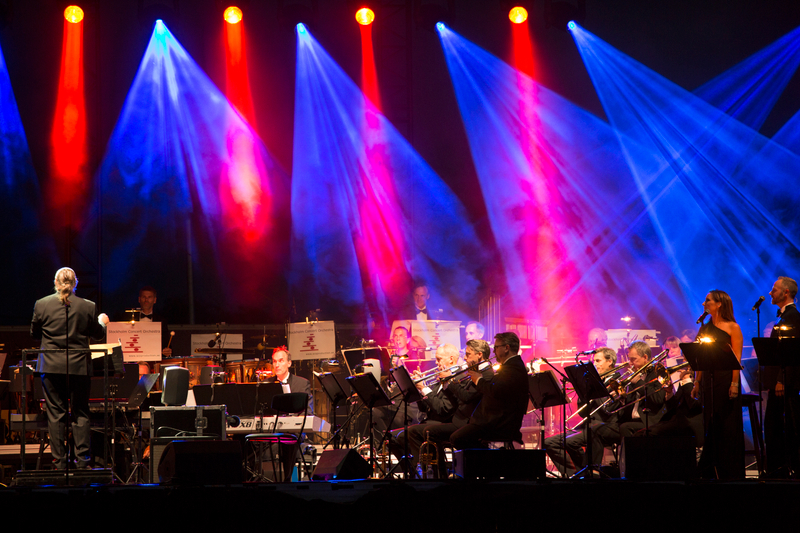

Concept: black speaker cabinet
[[156, 439, 243, 484], [452, 449, 546, 480], [312, 448, 373, 480], [620, 436, 697, 481], [150, 405, 227, 440]]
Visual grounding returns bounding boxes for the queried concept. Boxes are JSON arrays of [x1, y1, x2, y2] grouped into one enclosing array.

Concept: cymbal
[[194, 348, 252, 354]]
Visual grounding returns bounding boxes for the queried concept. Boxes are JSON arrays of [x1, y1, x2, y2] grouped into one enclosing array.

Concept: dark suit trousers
[[545, 423, 619, 477], [42, 374, 91, 467], [765, 389, 800, 476]]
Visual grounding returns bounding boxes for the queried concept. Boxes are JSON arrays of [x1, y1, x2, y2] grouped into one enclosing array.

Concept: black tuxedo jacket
[[31, 294, 107, 375], [469, 355, 529, 441], [768, 303, 800, 389], [620, 366, 667, 425], [402, 304, 438, 321], [444, 366, 494, 427], [417, 381, 456, 423], [269, 373, 313, 414]]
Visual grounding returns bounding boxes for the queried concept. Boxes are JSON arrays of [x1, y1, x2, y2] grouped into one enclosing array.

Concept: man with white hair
[[31, 267, 109, 469]]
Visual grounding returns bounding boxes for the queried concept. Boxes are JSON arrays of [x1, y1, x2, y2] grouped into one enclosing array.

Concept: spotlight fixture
[[355, 7, 374, 25], [508, 6, 527, 24], [224, 6, 242, 24], [64, 5, 84, 23]]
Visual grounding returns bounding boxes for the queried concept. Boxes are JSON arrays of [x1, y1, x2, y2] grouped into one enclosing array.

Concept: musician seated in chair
[[265, 347, 312, 480], [617, 342, 668, 438], [544, 347, 622, 478], [450, 332, 529, 450], [269, 347, 312, 413]]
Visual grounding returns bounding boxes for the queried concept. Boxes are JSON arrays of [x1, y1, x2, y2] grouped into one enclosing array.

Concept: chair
[[245, 392, 310, 482]]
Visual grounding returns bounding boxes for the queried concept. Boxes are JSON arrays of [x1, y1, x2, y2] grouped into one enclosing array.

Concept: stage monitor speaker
[[452, 449, 546, 480], [157, 439, 243, 484], [620, 436, 697, 481], [162, 366, 189, 406], [312, 448, 372, 481]]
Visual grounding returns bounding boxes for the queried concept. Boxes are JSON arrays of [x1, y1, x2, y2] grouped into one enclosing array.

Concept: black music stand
[[317, 371, 349, 449], [124, 373, 160, 484], [681, 341, 741, 479], [387, 365, 424, 479], [528, 370, 567, 453], [346, 372, 391, 472], [540, 359, 574, 479], [752, 336, 800, 477], [565, 362, 611, 479]]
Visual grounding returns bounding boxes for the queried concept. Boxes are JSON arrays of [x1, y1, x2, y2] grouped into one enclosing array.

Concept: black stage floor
[[1, 477, 795, 530]]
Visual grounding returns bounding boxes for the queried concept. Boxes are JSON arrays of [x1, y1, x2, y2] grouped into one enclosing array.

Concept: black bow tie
[[418, 308, 428, 314], [141, 313, 153, 319]]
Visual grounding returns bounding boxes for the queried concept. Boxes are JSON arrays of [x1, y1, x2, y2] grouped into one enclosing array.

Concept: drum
[[155, 357, 214, 388], [225, 359, 274, 383]]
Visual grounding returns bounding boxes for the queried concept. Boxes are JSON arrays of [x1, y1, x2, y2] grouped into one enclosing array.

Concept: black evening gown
[[697, 321, 745, 480]]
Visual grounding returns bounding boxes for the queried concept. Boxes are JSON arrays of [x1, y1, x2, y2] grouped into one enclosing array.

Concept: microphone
[[576, 349, 599, 355], [208, 330, 221, 348], [752, 296, 765, 311], [696, 311, 708, 324]]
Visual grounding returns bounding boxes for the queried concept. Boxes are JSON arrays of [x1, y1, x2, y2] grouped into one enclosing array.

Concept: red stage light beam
[[359, 10, 381, 109], [49, 6, 87, 227]]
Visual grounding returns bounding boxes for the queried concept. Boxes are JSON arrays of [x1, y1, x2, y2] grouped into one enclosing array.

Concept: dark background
[[2, 0, 799, 340]]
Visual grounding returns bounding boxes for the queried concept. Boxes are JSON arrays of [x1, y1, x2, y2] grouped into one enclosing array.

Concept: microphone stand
[[542, 359, 571, 478], [63, 302, 71, 483]]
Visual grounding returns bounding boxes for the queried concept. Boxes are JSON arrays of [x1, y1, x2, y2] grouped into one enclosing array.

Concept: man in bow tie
[[132, 286, 172, 357], [410, 283, 437, 321], [270, 348, 312, 413], [764, 276, 800, 477]]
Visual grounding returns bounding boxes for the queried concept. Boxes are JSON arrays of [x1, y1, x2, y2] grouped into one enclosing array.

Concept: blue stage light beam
[[571, 23, 800, 329], [85, 20, 288, 320], [693, 25, 800, 131], [0, 41, 58, 323], [292, 26, 481, 325], [437, 25, 696, 333]]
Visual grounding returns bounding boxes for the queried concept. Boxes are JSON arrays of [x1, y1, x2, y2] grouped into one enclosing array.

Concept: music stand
[[752, 336, 800, 477], [528, 370, 567, 453], [565, 362, 611, 479], [681, 341, 741, 478], [387, 365, 424, 478], [346, 372, 391, 471], [124, 373, 159, 484], [317, 372, 349, 449]]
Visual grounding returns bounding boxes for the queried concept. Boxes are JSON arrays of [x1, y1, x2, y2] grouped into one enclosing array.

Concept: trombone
[[567, 349, 668, 431]]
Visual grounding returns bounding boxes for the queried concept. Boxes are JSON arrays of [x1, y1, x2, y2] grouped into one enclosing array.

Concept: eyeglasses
[[493, 344, 508, 351]]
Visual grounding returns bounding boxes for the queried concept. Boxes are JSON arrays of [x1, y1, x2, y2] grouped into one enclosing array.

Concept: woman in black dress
[[691, 290, 745, 479]]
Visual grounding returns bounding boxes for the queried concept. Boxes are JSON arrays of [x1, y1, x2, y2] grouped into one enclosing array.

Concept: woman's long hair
[[54, 267, 77, 305], [709, 290, 736, 323]]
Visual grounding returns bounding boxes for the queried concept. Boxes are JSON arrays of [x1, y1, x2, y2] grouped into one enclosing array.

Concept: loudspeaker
[[620, 436, 697, 481], [312, 448, 372, 480], [156, 439, 243, 484], [452, 449, 546, 480], [162, 366, 189, 405]]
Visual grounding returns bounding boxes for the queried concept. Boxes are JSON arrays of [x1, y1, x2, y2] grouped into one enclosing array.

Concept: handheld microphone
[[696, 311, 708, 324]]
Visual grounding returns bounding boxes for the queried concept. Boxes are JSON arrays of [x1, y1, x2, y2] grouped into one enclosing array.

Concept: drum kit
[[141, 335, 279, 389]]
